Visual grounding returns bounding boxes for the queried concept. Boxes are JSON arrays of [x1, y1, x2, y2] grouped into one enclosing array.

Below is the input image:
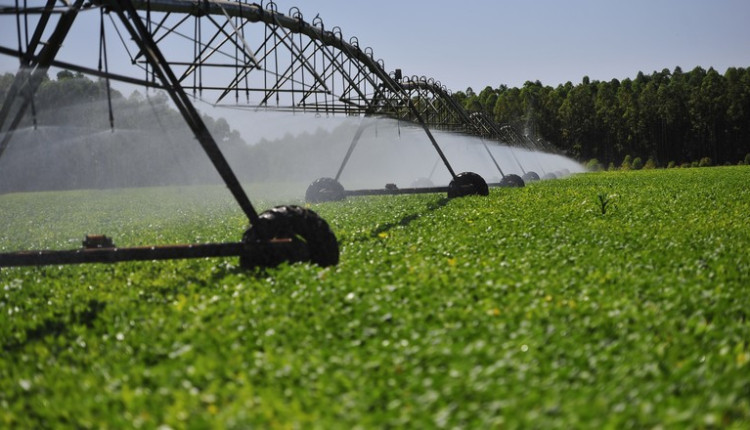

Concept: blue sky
[[1, 1, 748, 162], [1, 0, 749, 92], [269, 0, 750, 91]]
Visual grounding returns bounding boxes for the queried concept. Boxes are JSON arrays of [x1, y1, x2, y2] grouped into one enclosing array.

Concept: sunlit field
[[2, 166, 749, 428]]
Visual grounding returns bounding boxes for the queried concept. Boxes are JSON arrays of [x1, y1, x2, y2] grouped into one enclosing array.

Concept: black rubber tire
[[522, 171, 540, 182], [499, 174, 525, 188], [542, 172, 557, 180], [240, 205, 339, 268], [305, 177, 345, 203], [447, 172, 489, 198]]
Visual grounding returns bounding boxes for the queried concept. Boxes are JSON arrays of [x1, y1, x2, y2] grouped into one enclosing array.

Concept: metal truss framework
[[0, 0, 531, 169], [0, 0, 543, 268]]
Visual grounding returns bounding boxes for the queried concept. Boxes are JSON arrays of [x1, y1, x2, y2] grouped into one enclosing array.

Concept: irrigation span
[[0, 0, 580, 269]]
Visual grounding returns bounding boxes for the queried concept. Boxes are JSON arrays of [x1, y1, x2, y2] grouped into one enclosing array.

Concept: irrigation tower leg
[[334, 118, 370, 182], [480, 139, 506, 178], [409, 101, 457, 180], [104, 0, 261, 226]]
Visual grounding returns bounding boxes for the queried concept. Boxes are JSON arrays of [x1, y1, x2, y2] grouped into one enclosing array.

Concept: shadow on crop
[[357, 196, 451, 242], [3, 299, 106, 353]]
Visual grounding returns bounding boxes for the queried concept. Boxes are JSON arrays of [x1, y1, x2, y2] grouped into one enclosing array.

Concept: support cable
[[234, 11, 239, 103], [241, 0, 250, 103], [216, 0, 261, 69], [192, 16, 198, 97], [24, 0, 38, 129], [334, 117, 369, 182], [479, 137, 506, 177], [298, 26, 305, 109], [99, 8, 115, 131], [107, 13, 136, 62], [272, 10, 279, 106], [15, 0, 22, 58]]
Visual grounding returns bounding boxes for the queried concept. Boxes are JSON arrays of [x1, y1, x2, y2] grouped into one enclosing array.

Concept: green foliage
[[699, 157, 713, 167], [454, 66, 750, 166], [56, 70, 78, 80], [667, 161, 676, 168], [596, 192, 614, 214], [744, 153, 750, 165], [620, 154, 632, 170], [2, 167, 750, 428], [643, 157, 657, 169], [585, 158, 603, 171], [631, 156, 643, 170], [0, 73, 258, 193]]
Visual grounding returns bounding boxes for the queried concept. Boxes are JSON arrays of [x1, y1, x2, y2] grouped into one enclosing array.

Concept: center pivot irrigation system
[[0, 0, 549, 270]]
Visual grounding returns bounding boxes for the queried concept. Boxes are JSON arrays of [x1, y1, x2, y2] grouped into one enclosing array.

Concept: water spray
[[0, 0, 340, 270], [0, 0, 577, 271]]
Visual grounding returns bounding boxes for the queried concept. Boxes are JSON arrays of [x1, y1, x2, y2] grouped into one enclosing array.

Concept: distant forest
[[0, 70, 409, 192], [2, 65, 750, 190], [454, 66, 750, 168], [0, 71, 249, 192]]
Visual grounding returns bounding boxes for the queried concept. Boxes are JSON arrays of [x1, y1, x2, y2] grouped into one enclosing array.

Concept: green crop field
[[2, 167, 749, 428]]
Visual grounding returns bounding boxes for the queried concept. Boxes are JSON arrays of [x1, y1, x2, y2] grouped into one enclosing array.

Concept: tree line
[[3, 66, 750, 193], [0, 71, 254, 192], [453, 66, 750, 168], [0, 70, 378, 192]]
